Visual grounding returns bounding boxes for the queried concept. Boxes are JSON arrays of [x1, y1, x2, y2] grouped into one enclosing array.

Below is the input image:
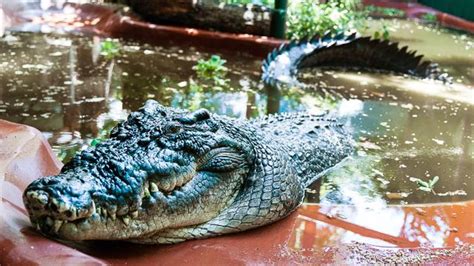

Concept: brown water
[[0, 19, 472, 206]]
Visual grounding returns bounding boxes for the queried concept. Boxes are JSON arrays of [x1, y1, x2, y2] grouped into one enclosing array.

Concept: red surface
[[1, 120, 473, 264]]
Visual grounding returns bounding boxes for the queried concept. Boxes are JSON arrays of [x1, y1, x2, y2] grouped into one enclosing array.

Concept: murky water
[[0, 19, 472, 206]]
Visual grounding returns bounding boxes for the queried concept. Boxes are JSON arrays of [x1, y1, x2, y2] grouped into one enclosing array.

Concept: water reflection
[[0, 19, 473, 206], [295, 202, 473, 249]]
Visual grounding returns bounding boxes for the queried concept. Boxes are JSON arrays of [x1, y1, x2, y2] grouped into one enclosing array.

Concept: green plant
[[286, 0, 367, 40], [373, 23, 390, 40], [421, 13, 438, 23], [100, 39, 121, 60], [193, 55, 230, 88], [89, 118, 123, 148], [56, 146, 81, 163], [365, 5, 405, 17], [409, 176, 439, 194], [194, 55, 228, 78], [90, 138, 102, 147]]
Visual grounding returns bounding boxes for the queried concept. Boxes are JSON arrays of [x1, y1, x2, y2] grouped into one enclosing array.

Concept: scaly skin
[[261, 32, 450, 87], [23, 100, 353, 243]]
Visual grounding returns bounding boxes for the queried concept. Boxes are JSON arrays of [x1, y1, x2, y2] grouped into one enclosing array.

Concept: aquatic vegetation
[[90, 138, 102, 147], [372, 23, 391, 40], [193, 55, 230, 88], [100, 38, 121, 103], [410, 176, 439, 194], [365, 5, 406, 17], [420, 13, 438, 24], [57, 146, 82, 163], [100, 38, 121, 60], [194, 55, 228, 79]]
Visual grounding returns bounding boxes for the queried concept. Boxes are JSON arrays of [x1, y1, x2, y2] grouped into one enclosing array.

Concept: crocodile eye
[[192, 109, 210, 121], [165, 122, 182, 134], [177, 109, 210, 124]]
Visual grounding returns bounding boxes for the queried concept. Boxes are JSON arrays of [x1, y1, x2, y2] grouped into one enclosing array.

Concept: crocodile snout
[[24, 189, 49, 210], [24, 189, 94, 221], [23, 176, 98, 236]]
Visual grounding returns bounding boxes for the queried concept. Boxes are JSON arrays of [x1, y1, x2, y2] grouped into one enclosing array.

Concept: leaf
[[430, 176, 439, 187], [194, 55, 228, 83], [419, 187, 432, 192], [409, 177, 429, 188], [100, 39, 120, 60], [419, 180, 430, 188], [91, 139, 102, 147]]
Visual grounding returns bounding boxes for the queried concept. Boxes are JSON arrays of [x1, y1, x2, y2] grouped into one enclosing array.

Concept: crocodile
[[23, 100, 353, 243], [23, 33, 446, 243]]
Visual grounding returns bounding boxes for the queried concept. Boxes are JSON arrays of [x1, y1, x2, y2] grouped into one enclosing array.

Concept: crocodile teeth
[[91, 201, 96, 215], [131, 211, 138, 218], [110, 212, 116, 220], [51, 198, 59, 211], [38, 194, 49, 205], [53, 220, 63, 233], [102, 208, 108, 217], [71, 207, 78, 220], [26, 191, 37, 198], [96, 207, 102, 215], [122, 216, 130, 226], [150, 182, 159, 193], [108, 205, 117, 214], [143, 186, 150, 198], [58, 202, 68, 212], [142, 181, 149, 197]]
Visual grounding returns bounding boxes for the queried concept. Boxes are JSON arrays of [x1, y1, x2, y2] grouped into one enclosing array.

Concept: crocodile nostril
[[49, 198, 71, 215], [25, 190, 50, 209]]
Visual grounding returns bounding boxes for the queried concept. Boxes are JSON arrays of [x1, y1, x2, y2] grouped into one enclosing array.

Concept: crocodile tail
[[297, 36, 447, 80], [262, 32, 450, 87]]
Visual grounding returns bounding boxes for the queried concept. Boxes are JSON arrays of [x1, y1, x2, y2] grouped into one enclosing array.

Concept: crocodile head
[[23, 100, 254, 241]]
